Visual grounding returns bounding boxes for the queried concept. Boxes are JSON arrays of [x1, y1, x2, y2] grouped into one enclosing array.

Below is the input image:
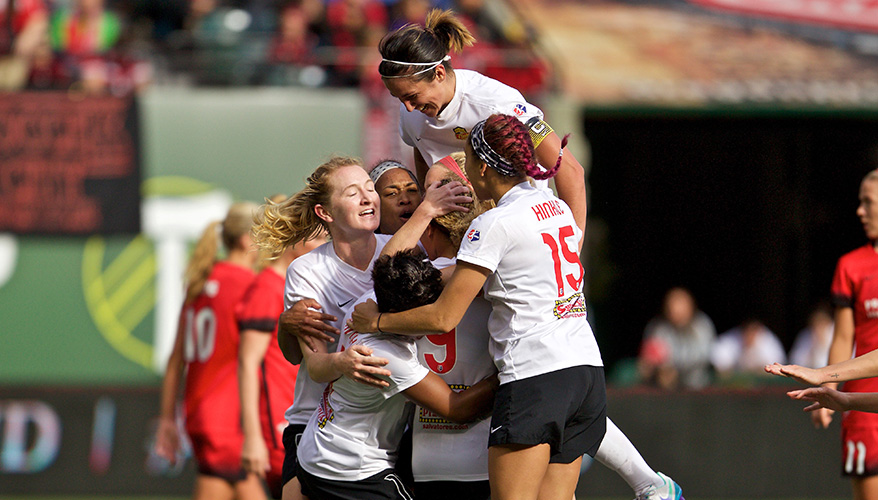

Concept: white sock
[[594, 418, 662, 494]]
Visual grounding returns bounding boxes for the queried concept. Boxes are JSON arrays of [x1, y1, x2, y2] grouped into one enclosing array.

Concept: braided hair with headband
[[378, 9, 475, 81], [471, 114, 569, 181]]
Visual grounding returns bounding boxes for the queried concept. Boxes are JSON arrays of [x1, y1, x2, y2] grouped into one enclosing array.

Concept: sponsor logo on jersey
[[866, 297, 878, 318], [513, 104, 527, 116], [417, 384, 471, 429], [453, 127, 469, 140], [467, 229, 480, 242], [553, 292, 587, 319]]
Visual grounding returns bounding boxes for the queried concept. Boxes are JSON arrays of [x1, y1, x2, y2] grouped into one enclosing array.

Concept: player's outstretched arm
[[786, 386, 878, 413], [239, 329, 272, 478], [404, 371, 499, 423], [155, 305, 187, 464], [381, 180, 471, 258], [349, 262, 489, 336], [535, 131, 586, 251], [811, 306, 855, 428]]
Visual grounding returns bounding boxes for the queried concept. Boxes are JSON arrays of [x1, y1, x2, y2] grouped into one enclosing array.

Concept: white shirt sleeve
[[367, 337, 429, 398], [456, 213, 506, 273], [284, 259, 320, 310]]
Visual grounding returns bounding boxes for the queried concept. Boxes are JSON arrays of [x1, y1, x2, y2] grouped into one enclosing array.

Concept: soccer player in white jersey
[[350, 115, 681, 500], [296, 250, 497, 500], [252, 156, 470, 500], [377, 12, 684, 499], [378, 156, 494, 500]]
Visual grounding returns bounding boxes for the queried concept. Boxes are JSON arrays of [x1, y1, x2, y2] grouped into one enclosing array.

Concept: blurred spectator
[[789, 302, 834, 369], [268, 3, 316, 65], [0, 0, 48, 90], [49, 0, 151, 94], [389, 0, 429, 31], [325, 0, 387, 86], [299, 0, 330, 46], [711, 319, 787, 379], [638, 287, 717, 390]]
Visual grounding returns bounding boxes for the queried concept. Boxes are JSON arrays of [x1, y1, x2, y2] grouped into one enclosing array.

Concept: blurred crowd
[[628, 287, 835, 390], [0, 0, 549, 95]]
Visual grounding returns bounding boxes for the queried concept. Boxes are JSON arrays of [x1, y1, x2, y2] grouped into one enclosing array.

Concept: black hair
[[372, 249, 444, 313]]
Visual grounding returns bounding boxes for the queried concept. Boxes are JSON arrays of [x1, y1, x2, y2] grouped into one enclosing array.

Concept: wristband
[[377, 313, 385, 334]]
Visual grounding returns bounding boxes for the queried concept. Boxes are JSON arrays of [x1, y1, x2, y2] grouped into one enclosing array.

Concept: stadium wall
[[0, 386, 848, 497]]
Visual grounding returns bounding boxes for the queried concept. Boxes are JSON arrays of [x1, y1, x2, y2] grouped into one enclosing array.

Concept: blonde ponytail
[[185, 221, 220, 303]]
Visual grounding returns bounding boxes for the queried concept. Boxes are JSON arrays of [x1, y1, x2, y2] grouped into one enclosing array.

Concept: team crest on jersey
[[866, 297, 878, 318], [454, 126, 469, 140], [553, 292, 587, 319], [466, 229, 480, 242], [513, 104, 527, 116]]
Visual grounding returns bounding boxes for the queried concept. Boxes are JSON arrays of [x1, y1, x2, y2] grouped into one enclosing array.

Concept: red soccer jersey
[[183, 261, 255, 435], [832, 244, 878, 428], [236, 267, 298, 469]]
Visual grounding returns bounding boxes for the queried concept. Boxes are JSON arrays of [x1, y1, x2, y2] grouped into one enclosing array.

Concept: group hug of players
[[155, 9, 686, 500]]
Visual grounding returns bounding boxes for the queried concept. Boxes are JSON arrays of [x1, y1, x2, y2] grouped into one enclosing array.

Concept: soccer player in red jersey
[[156, 202, 266, 500], [767, 169, 878, 500], [238, 201, 327, 499]]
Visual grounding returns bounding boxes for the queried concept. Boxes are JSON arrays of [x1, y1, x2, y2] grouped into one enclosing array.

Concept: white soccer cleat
[[634, 472, 683, 500]]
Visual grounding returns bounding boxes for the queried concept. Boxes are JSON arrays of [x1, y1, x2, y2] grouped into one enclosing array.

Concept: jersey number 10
[[184, 307, 217, 363]]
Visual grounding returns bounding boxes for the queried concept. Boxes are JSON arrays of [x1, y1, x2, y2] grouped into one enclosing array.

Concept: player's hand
[[154, 417, 181, 464], [334, 345, 391, 388], [764, 362, 823, 386], [241, 435, 271, 478], [420, 180, 472, 218], [280, 299, 338, 352], [348, 299, 380, 334], [790, 387, 849, 415], [806, 405, 836, 429]]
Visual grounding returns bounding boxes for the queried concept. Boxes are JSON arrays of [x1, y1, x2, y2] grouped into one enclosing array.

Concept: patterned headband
[[379, 55, 451, 79], [369, 160, 419, 187], [470, 120, 517, 177]]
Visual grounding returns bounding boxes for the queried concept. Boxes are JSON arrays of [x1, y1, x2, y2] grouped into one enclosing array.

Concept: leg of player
[[593, 419, 682, 500], [488, 444, 550, 500], [854, 475, 878, 500], [282, 477, 306, 500], [192, 475, 236, 500], [236, 473, 269, 500], [539, 459, 583, 500]]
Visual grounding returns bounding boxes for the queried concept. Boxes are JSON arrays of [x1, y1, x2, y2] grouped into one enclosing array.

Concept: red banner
[[690, 0, 878, 32]]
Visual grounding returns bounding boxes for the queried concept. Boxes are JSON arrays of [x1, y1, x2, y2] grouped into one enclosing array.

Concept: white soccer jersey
[[297, 291, 430, 481], [457, 182, 603, 385], [283, 234, 393, 426], [411, 256, 493, 482], [399, 69, 544, 167]]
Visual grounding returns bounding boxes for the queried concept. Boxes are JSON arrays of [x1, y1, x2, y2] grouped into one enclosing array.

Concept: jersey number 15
[[541, 225, 584, 297]]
